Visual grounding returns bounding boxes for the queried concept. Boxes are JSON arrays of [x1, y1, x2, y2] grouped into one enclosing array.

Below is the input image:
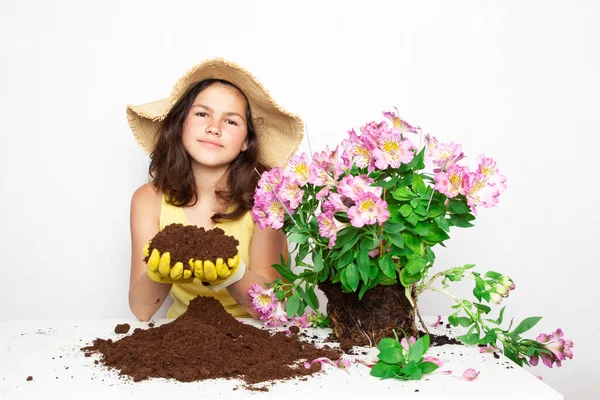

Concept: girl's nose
[[205, 123, 221, 136]]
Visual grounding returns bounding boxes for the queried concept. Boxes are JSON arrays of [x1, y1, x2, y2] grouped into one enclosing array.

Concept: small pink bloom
[[322, 192, 349, 213], [248, 284, 264, 299], [283, 153, 311, 185], [347, 192, 390, 227], [424, 356, 444, 367], [382, 108, 420, 134], [257, 167, 284, 195], [464, 171, 501, 211], [430, 315, 442, 327], [429, 141, 465, 172], [309, 162, 337, 187], [462, 368, 480, 381], [400, 336, 416, 350], [292, 313, 313, 328], [251, 287, 277, 315], [279, 179, 304, 210], [534, 329, 574, 368], [372, 132, 416, 170], [318, 211, 348, 249], [341, 129, 376, 171], [477, 155, 507, 194], [338, 175, 381, 201], [261, 302, 288, 327], [434, 164, 468, 198], [315, 185, 331, 200]]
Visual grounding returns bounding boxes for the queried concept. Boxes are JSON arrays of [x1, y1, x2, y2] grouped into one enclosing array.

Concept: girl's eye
[[196, 112, 208, 117], [226, 119, 238, 126]]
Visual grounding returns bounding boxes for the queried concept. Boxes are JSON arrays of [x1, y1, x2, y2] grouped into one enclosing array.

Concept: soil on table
[[144, 223, 238, 264], [82, 296, 341, 388]]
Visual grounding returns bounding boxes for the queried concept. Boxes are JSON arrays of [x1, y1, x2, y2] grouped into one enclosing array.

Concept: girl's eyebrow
[[192, 104, 245, 121]]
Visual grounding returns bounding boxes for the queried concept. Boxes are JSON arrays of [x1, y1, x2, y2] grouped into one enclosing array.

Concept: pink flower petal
[[430, 315, 442, 327], [424, 356, 444, 367], [462, 368, 480, 381]]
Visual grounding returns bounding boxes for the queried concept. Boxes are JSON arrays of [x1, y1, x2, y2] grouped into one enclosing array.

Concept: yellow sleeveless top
[[160, 195, 254, 319]]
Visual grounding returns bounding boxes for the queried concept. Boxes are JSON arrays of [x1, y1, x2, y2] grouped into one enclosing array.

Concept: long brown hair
[[149, 79, 266, 222]]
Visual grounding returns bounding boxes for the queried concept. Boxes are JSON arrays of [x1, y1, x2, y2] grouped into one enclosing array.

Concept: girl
[[126, 59, 304, 322]]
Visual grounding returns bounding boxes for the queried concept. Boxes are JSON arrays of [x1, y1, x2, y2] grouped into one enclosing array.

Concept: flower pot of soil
[[318, 281, 417, 347]]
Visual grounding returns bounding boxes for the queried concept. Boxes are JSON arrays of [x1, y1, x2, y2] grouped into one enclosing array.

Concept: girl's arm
[[128, 183, 172, 321], [226, 224, 287, 318]]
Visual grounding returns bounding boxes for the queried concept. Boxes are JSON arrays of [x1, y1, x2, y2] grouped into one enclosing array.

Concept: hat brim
[[126, 58, 304, 168]]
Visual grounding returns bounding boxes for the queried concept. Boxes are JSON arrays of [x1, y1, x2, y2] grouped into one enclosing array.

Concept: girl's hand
[[193, 256, 246, 291]]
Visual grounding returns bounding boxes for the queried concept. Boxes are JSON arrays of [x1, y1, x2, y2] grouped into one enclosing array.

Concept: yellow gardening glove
[[144, 242, 195, 284], [191, 254, 246, 291]]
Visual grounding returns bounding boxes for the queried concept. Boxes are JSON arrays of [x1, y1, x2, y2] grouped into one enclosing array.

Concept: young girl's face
[[182, 83, 249, 169]]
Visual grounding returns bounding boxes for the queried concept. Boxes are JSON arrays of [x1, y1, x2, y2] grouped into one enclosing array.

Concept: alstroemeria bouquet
[[250, 109, 573, 374]]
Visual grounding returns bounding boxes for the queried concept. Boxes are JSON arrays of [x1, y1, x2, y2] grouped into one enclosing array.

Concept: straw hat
[[126, 58, 304, 168]]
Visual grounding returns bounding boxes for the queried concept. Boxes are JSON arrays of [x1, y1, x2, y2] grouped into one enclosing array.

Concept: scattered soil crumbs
[[82, 296, 341, 390]]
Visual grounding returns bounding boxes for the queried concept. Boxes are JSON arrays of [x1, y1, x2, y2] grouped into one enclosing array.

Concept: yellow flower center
[[360, 199, 376, 212], [256, 294, 272, 306], [294, 164, 308, 178], [383, 141, 399, 153]]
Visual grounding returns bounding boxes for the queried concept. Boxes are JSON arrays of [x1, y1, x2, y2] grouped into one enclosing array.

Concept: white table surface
[[0, 318, 562, 400]]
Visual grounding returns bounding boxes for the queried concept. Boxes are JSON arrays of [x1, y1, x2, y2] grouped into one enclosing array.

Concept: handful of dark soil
[[144, 223, 238, 263], [82, 296, 342, 387]]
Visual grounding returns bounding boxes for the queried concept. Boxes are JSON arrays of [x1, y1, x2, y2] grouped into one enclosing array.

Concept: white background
[[1, 1, 598, 398]]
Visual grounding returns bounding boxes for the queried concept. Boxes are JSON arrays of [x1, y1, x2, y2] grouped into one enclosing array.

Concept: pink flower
[[251, 287, 277, 315], [308, 162, 337, 187], [400, 336, 416, 350], [341, 129, 377, 171], [279, 179, 304, 210], [322, 192, 349, 213], [283, 153, 311, 185], [248, 284, 264, 299], [530, 329, 574, 368], [292, 313, 313, 328], [434, 164, 468, 198], [464, 171, 501, 212], [260, 195, 286, 229], [462, 368, 480, 381], [476, 155, 507, 194], [261, 302, 288, 327], [372, 131, 416, 170], [382, 108, 420, 134], [318, 211, 348, 249], [257, 167, 284, 195], [337, 175, 381, 201], [347, 192, 390, 227], [425, 135, 465, 172]]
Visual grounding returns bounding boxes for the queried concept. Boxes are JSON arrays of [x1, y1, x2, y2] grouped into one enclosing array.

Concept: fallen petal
[[430, 315, 442, 327], [462, 368, 480, 381], [424, 356, 444, 367]]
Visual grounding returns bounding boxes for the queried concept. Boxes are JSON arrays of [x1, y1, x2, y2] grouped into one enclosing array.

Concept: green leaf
[[378, 346, 404, 364], [286, 292, 300, 318], [384, 221, 406, 234], [486, 305, 507, 325], [427, 203, 446, 218], [448, 314, 458, 326], [272, 263, 298, 283], [409, 221, 430, 236], [511, 316, 543, 335], [485, 271, 502, 280], [357, 250, 370, 283], [474, 303, 492, 314], [377, 337, 402, 351], [400, 204, 413, 217], [344, 263, 360, 292], [387, 232, 405, 248], [408, 336, 426, 362], [370, 361, 393, 378], [412, 174, 427, 195], [419, 361, 439, 375], [402, 233, 422, 255], [307, 286, 319, 310], [448, 200, 471, 214], [434, 216, 450, 232], [449, 213, 475, 228], [399, 268, 421, 286], [339, 233, 362, 254], [410, 198, 419, 208], [405, 256, 427, 275], [378, 256, 396, 279], [406, 212, 419, 226], [289, 233, 309, 244], [457, 332, 480, 345], [425, 225, 450, 243], [337, 250, 354, 268], [456, 317, 473, 327], [313, 250, 324, 272], [275, 290, 286, 301], [392, 187, 417, 201]]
